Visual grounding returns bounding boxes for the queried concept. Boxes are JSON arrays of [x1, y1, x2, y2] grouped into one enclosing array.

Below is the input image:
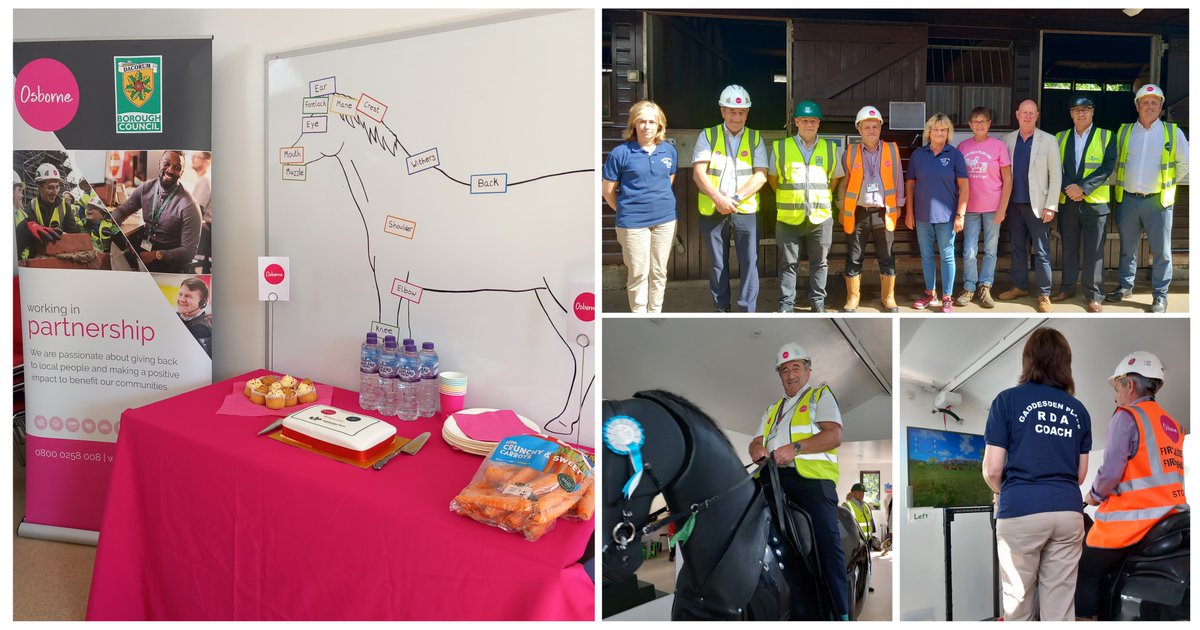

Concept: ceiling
[[900, 318, 1190, 449], [602, 317, 893, 442]]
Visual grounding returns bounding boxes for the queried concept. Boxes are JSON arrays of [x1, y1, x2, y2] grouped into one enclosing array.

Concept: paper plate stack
[[441, 408, 542, 456]]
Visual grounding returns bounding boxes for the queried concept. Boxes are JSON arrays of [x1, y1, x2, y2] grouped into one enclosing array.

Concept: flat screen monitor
[[907, 426, 993, 508]]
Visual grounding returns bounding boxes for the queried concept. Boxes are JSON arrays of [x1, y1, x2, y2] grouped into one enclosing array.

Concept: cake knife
[[373, 431, 431, 470], [257, 418, 284, 436]]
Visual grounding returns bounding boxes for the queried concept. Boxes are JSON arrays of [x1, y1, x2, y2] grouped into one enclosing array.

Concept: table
[[85, 370, 594, 620]]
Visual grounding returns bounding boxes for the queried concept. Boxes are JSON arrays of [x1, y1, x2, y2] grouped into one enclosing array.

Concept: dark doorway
[[1040, 33, 1153, 132]]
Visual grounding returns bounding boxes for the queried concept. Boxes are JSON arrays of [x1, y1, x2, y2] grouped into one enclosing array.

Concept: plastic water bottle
[[397, 343, 420, 421], [418, 341, 440, 417], [358, 332, 381, 410], [376, 338, 400, 417]]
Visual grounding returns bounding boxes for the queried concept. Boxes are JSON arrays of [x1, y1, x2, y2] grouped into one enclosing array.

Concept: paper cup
[[441, 392, 465, 414]]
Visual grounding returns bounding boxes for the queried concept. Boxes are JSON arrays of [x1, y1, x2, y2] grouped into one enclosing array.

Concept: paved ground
[[603, 277, 1189, 314]]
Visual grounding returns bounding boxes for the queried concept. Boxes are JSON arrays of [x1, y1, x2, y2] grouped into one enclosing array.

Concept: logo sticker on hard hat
[[1128, 358, 1137, 366], [782, 351, 790, 359], [736, 97, 743, 104]]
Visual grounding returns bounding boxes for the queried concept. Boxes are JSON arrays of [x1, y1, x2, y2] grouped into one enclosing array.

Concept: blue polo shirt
[[984, 382, 1092, 519], [906, 144, 968, 224], [1010, 133, 1033, 204], [603, 140, 679, 229]]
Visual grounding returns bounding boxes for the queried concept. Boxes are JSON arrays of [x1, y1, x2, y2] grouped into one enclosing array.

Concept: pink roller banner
[[14, 37, 213, 536]]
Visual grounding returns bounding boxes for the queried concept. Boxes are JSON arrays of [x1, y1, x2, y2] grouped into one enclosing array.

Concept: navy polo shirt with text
[[1010, 133, 1033, 204], [603, 140, 679, 229], [985, 382, 1092, 519], [906, 143, 968, 224]]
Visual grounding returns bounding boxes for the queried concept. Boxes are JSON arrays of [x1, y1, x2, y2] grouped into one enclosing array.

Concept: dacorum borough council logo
[[114, 55, 163, 133]]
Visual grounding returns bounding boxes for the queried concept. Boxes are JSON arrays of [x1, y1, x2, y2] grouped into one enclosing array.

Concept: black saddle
[[1115, 510, 1190, 612]]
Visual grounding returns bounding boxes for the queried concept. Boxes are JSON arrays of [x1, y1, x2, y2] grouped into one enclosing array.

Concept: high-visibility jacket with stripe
[[841, 141, 901, 234], [16, 198, 77, 260], [1056, 127, 1113, 204], [763, 384, 838, 483], [843, 498, 873, 539], [1114, 121, 1180, 207], [88, 219, 117, 251], [773, 136, 835, 225], [1087, 400, 1188, 549], [698, 125, 761, 216]]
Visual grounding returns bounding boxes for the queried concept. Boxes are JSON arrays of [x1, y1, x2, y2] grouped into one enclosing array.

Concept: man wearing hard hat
[[692, 85, 768, 312], [1106, 84, 1190, 313], [1052, 96, 1117, 313], [749, 343, 849, 619], [768, 100, 844, 313], [14, 163, 83, 261], [1075, 350, 1187, 619], [837, 105, 904, 312]]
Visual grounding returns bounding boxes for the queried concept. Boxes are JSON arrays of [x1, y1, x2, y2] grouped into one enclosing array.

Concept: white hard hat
[[35, 163, 62, 183], [855, 105, 883, 127], [718, 84, 752, 108], [13, 171, 21, 185], [86, 196, 107, 211], [776, 343, 812, 369], [1134, 84, 1165, 103], [1109, 351, 1165, 383]]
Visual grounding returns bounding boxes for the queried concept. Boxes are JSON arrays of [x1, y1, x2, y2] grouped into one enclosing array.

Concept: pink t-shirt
[[958, 136, 1011, 213]]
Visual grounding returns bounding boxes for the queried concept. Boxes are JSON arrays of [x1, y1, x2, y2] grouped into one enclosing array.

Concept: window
[[927, 42, 1014, 124], [1044, 81, 1072, 90], [860, 471, 881, 508]]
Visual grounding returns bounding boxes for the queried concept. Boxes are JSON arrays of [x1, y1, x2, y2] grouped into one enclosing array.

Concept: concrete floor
[[604, 277, 1189, 314], [11, 458, 96, 621]]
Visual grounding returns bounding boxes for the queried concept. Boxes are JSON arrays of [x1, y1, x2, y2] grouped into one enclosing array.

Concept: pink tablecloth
[[86, 370, 594, 621]]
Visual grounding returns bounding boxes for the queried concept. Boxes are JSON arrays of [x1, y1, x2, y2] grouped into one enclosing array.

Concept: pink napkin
[[216, 380, 334, 417], [455, 410, 538, 442]]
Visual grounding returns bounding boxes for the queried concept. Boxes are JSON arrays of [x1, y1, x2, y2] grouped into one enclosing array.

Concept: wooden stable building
[[601, 9, 1188, 291]]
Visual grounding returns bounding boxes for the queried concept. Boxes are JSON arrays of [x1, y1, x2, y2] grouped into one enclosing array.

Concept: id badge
[[140, 239, 153, 252], [865, 182, 880, 193]]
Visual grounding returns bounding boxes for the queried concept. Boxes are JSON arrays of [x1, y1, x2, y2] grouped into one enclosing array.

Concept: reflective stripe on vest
[[1114, 122, 1178, 207], [698, 125, 761, 216], [1087, 400, 1187, 549], [18, 199, 69, 260], [1056, 128, 1112, 204], [773, 136, 835, 225], [842, 141, 900, 234], [762, 385, 838, 483]]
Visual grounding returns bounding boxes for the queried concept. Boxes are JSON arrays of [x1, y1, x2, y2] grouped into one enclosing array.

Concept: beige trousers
[[995, 510, 1084, 621], [616, 220, 676, 313]]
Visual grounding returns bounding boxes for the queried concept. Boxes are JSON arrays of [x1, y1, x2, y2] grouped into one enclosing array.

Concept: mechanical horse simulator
[[602, 390, 870, 620]]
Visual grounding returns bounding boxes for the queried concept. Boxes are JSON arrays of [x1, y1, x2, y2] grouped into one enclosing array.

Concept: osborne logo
[[573, 292, 595, 322], [1161, 416, 1180, 442], [782, 351, 791, 359], [264, 263, 286, 285], [736, 97, 743, 104], [799, 405, 808, 413], [1128, 358, 1136, 366]]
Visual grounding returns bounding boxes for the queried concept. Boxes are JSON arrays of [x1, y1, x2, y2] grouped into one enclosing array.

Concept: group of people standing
[[602, 83, 1186, 314], [983, 328, 1186, 620]]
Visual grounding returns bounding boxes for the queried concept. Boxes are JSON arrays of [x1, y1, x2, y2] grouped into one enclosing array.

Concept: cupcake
[[279, 374, 298, 389], [250, 384, 270, 405], [282, 387, 297, 407], [261, 375, 278, 387], [265, 389, 286, 410], [297, 381, 318, 404], [244, 377, 262, 397]]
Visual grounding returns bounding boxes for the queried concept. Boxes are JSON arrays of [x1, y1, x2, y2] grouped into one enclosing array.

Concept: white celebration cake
[[282, 405, 397, 461]]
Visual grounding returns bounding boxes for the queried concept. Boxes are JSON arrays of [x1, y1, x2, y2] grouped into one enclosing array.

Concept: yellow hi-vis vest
[[773, 136, 835, 225], [698, 125, 761, 216], [1115, 121, 1179, 207], [1056, 127, 1112, 204], [16, 198, 71, 260], [842, 141, 901, 234], [843, 499, 873, 538], [762, 385, 838, 483], [89, 218, 117, 251]]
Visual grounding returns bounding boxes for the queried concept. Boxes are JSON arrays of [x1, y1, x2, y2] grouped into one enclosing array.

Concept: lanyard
[[151, 182, 178, 229], [766, 388, 807, 443]]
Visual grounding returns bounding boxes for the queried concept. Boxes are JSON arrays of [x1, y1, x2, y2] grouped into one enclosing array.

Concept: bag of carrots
[[451, 435, 594, 541]]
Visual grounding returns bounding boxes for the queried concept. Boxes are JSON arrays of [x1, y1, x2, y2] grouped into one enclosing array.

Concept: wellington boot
[[880, 275, 898, 312], [843, 275, 861, 312]]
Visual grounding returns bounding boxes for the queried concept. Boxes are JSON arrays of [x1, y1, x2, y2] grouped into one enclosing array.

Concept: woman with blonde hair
[[602, 101, 678, 313], [904, 113, 969, 313]]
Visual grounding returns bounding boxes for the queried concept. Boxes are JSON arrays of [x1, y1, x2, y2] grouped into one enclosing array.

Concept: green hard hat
[[851, 483, 866, 492], [793, 100, 822, 119]]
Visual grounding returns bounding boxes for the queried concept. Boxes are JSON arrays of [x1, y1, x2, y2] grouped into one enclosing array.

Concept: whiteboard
[[265, 10, 596, 447]]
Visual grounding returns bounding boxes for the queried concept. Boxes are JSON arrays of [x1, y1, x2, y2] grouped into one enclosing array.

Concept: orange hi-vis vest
[[841, 141, 901, 234], [1087, 400, 1188, 549]]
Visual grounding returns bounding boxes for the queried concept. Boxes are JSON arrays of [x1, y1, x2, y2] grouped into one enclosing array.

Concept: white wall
[[897, 386, 994, 621], [15, 9, 510, 380]]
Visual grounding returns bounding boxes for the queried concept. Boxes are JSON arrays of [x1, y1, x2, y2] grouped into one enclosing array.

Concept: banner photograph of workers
[[600, 8, 1187, 314], [897, 318, 1189, 621], [601, 317, 893, 621]]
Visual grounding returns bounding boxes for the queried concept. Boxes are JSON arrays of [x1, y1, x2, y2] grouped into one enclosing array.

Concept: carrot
[[455, 491, 532, 513]]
